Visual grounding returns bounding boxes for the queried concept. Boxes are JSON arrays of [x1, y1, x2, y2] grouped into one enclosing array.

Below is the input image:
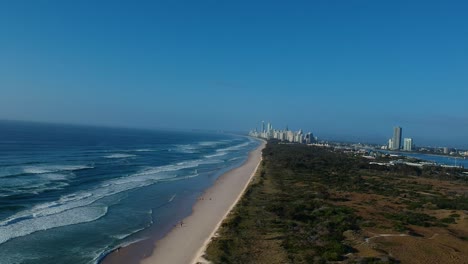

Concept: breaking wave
[[104, 154, 137, 159], [0, 156, 223, 245], [0, 206, 108, 245]]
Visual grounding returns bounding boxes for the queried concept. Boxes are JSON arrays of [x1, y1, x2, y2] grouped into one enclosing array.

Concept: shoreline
[[102, 140, 265, 264], [190, 141, 265, 264]]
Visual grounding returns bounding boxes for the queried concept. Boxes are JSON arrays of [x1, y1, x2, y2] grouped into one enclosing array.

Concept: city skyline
[[1, 117, 465, 150], [387, 126, 414, 151], [1, 1, 467, 148], [1, 2, 468, 263], [249, 121, 316, 144]]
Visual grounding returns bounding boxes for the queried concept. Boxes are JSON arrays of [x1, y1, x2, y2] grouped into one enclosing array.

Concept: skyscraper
[[392, 127, 402, 150], [403, 138, 413, 151]]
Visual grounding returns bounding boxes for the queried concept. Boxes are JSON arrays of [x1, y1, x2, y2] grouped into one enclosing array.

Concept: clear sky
[[1, 0, 467, 147]]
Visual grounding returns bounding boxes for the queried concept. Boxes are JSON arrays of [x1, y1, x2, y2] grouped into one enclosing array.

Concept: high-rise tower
[[392, 127, 402, 150], [403, 138, 413, 151]]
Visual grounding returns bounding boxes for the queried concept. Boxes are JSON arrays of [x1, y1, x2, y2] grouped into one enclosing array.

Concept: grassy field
[[203, 141, 468, 264]]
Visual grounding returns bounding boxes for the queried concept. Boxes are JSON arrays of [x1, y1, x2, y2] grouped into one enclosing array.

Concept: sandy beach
[[101, 140, 265, 264], [131, 140, 264, 264]]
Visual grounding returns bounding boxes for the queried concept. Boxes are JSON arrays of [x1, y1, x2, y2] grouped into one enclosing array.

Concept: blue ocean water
[[399, 152, 468, 168], [0, 121, 260, 264], [380, 149, 468, 168]]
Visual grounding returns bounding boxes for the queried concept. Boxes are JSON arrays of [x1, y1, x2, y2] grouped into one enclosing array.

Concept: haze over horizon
[[1, 1, 467, 148]]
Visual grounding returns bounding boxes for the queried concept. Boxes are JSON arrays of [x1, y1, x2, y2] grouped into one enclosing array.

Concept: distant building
[[443, 147, 449, 154], [388, 138, 394, 150], [392, 127, 402, 150], [305, 132, 315, 144], [403, 138, 413, 151], [249, 121, 314, 145], [287, 131, 294, 142]]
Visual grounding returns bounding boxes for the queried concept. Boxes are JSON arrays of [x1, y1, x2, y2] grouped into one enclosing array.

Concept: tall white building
[[403, 138, 413, 151], [287, 131, 294, 142]]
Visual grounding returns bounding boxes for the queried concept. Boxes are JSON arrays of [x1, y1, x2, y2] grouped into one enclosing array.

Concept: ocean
[[378, 148, 468, 168], [0, 121, 260, 264], [398, 152, 468, 168]]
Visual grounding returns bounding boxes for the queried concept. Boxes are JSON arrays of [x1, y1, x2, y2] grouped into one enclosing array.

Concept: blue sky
[[1, 1, 467, 147]]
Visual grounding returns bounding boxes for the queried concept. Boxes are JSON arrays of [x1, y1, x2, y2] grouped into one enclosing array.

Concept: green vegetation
[[205, 142, 361, 263], [204, 141, 468, 264], [207, 143, 366, 263], [384, 211, 438, 227]]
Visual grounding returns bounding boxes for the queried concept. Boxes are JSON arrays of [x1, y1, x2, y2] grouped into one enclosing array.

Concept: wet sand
[[103, 141, 265, 264]]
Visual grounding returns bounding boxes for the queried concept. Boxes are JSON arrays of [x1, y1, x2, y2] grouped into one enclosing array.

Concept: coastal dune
[[140, 141, 265, 264]]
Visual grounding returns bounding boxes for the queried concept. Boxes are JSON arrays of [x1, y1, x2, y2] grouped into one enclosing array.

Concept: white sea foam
[[168, 194, 176, 202], [0, 173, 72, 197], [132, 159, 204, 177], [0, 158, 215, 245], [173, 144, 199, 153], [0, 165, 91, 178], [228, 157, 243, 162], [134, 149, 155, 152], [23, 168, 53, 174], [23, 165, 94, 174], [204, 152, 228, 158], [202, 159, 224, 165], [112, 226, 147, 240], [159, 173, 200, 184], [216, 142, 250, 152], [0, 206, 108, 245], [40, 173, 69, 181], [0, 182, 70, 197], [104, 154, 137, 159], [198, 141, 223, 146], [111, 209, 152, 240], [93, 237, 151, 264], [93, 237, 150, 264]]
